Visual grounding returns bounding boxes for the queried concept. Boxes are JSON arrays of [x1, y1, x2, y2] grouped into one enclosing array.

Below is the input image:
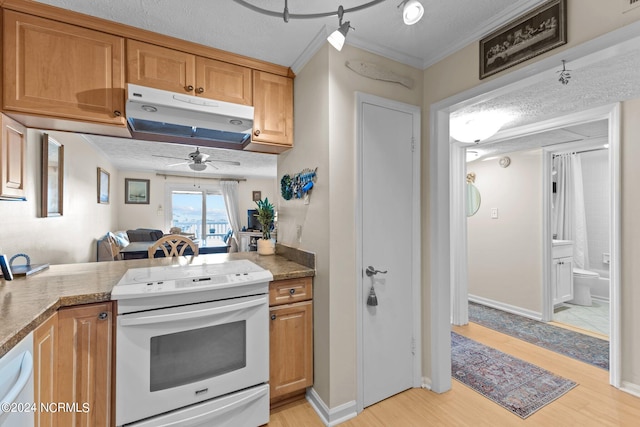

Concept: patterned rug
[[451, 332, 577, 419], [469, 302, 609, 370]]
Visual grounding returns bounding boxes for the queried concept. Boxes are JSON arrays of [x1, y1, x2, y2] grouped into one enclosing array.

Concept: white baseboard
[[306, 388, 358, 427], [422, 377, 432, 390], [468, 294, 542, 321], [620, 381, 640, 398]]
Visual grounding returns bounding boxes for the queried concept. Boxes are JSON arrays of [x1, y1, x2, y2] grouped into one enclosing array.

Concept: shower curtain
[[552, 153, 589, 269]]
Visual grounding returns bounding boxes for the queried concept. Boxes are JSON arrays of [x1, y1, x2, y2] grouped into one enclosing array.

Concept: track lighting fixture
[[327, 6, 352, 51], [398, 0, 424, 25], [233, 0, 424, 51]]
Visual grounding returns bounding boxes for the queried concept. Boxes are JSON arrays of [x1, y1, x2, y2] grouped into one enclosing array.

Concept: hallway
[[268, 322, 639, 426]]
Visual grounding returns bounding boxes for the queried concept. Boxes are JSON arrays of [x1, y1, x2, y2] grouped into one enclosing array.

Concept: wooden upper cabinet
[[0, 114, 27, 200], [127, 39, 196, 94], [127, 40, 252, 105], [250, 70, 293, 150], [3, 11, 126, 126], [196, 57, 252, 105]]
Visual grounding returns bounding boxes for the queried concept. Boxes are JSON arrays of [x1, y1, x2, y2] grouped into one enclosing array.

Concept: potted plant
[[254, 197, 275, 255]]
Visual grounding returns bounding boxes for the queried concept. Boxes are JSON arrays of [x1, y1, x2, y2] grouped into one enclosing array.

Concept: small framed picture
[[125, 178, 150, 204], [252, 191, 262, 202], [97, 167, 110, 204]]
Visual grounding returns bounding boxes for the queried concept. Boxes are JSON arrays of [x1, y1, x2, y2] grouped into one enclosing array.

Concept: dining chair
[[107, 235, 122, 261], [147, 234, 199, 258]]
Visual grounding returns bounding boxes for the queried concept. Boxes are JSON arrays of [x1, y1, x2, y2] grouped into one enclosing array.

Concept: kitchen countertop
[[0, 251, 314, 358]]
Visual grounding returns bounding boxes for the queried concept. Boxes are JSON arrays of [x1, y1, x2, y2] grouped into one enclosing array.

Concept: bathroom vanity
[[552, 240, 574, 305]]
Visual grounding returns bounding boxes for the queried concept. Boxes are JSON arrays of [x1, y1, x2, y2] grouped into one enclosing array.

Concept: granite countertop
[[0, 250, 314, 358]]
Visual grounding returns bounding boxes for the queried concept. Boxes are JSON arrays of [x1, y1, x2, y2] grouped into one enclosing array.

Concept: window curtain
[[552, 153, 589, 269], [221, 180, 241, 250]]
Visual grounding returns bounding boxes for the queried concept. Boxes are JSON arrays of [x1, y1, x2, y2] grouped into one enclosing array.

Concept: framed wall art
[[479, 0, 566, 79], [97, 167, 110, 204], [125, 178, 150, 204], [41, 133, 64, 217]]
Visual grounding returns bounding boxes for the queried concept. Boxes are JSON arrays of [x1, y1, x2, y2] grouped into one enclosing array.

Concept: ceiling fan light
[[403, 0, 424, 25], [188, 163, 207, 172], [328, 21, 350, 51]]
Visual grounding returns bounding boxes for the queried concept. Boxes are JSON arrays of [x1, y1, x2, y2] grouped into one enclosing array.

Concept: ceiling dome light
[[450, 113, 504, 144], [188, 163, 207, 172], [402, 0, 424, 25]]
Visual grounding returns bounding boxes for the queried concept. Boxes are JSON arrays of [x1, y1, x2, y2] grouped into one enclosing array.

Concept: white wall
[[0, 129, 118, 264], [580, 150, 610, 273], [467, 150, 543, 313]]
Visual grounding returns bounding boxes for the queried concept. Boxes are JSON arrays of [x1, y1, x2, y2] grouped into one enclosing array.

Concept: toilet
[[570, 268, 599, 306]]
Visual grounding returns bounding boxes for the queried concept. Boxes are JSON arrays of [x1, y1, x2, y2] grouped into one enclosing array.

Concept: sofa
[[126, 228, 164, 242]]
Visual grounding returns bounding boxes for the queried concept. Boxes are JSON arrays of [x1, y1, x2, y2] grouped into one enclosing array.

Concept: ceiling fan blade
[[206, 163, 219, 170], [168, 161, 190, 167], [152, 154, 188, 161], [205, 159, 241, 166]]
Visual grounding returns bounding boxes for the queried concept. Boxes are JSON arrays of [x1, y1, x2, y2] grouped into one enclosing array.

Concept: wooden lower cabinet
[[33, 313, 58, 427], [269, 277, 313, 405], [33, 302, 114, 427]]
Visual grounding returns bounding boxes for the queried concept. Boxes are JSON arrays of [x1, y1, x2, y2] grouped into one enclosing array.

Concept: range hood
[[125, 84, 254, 146]]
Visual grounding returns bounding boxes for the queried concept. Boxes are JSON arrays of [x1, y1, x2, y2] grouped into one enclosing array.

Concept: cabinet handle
[[186, 85, 194, 92], [271, 314, 276, 320], [197, 87, 204, 94], [113, 110, 122, 117], [254, 129, 261, 137], [98, 312, 108, 320], [289, 288, 296, 295]]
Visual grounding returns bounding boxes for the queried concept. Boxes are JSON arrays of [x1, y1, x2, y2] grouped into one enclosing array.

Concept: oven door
[[115, 294, 268, 426]]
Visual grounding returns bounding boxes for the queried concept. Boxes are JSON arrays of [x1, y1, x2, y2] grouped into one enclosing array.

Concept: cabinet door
[[34, 313, 58, 427], [3, 11, 126, 126], [269, 300, 313, 402], [57, 302, 113, 427], [127, 39, 196, 95], [251, 70, 293, 148], [0, 114, 27, 199], [556, 257, 574, 304], [196, 57, 252, 105]]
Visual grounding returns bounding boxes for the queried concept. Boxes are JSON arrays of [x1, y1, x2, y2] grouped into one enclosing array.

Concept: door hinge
[[411, 336, 416, 355], [411, 137, 415, 152]]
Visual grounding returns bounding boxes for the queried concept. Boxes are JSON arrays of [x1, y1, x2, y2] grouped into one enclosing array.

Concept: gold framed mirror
[[41, 133, 64, 217]]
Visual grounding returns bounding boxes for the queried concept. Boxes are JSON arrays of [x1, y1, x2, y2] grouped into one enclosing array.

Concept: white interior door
[[359, 94, 419, 408]]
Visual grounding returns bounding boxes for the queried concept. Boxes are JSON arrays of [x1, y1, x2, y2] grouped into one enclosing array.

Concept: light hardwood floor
[[268, 322, 640, 426]]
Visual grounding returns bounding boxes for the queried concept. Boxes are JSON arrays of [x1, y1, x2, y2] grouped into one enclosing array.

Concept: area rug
[[468, 302, 609, 370], [451, 332, 577, 419]]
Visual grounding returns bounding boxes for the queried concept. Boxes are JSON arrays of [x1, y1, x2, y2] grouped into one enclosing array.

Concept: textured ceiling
[[31, 0, 640, 174], [84, 135, 277, 179], [34, 0, 543, 70]]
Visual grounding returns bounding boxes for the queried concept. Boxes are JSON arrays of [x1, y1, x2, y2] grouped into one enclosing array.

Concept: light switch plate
[[491, 208, 498, 219]]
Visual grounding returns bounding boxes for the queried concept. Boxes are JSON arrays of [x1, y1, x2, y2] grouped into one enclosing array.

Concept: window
[[170, 188, 230, 245]]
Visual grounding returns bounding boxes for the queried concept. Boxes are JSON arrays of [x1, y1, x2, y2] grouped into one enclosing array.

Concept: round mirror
[[466, 183, 481, 217]]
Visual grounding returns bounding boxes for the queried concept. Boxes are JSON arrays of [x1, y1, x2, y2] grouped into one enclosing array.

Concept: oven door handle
[[119, 296, 266, 327]]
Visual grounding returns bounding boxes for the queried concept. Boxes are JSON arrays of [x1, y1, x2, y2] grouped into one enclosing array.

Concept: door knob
[[366, 266, 388, 277]]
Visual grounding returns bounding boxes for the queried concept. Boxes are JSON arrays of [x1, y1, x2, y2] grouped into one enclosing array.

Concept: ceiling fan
[[153, 147, 241, 171]]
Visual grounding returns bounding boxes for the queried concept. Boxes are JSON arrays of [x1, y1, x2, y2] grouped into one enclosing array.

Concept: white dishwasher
[[0, 331, 34, 427]]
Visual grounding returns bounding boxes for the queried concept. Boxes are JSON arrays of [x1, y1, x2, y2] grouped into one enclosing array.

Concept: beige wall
[[279, 43, 423, 407], [0, 129, 118, 264], [423, 0, 640, 388], [0, 128, 276, 265], [467, 150, 543, 313], [621, 98, 640, 387], [116, 172, 276, 233]]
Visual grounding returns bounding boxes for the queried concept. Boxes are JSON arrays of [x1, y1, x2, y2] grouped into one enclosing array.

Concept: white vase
[[256, 238, 275, 255]]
